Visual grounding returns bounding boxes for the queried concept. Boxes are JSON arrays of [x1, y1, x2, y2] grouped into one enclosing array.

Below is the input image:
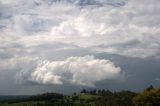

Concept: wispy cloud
[[0, 0, 160, 59]]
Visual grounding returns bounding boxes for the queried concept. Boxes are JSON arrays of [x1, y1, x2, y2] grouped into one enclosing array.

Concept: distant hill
[[0, 95, 29, 102]]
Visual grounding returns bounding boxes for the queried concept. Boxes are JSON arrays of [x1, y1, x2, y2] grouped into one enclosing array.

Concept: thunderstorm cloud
[[0, 0, 160, 94]]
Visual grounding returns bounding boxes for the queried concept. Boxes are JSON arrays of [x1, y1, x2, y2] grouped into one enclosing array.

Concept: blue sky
[[0, 0, 160, 95]]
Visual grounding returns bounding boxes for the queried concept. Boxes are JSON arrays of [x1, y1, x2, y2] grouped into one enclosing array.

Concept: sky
[[0, 0, 160, 95]]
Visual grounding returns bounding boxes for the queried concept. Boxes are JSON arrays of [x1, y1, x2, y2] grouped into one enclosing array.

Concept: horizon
[[0, 85, 157, 96]]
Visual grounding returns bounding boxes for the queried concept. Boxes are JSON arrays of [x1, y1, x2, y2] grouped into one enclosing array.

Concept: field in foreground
[[0, 86, 159, 106]]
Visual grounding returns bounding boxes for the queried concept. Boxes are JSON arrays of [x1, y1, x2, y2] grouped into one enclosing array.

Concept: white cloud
[[0, 0, 160, 58], [15, 56, 121, 87], [0, 0, 160, 88]]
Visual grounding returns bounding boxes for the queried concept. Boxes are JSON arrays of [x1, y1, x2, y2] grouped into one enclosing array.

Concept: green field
[[0, 94, 100, 106], [0, 87, 159, 106], [79, 94, 100, 100], [0, 101, 45, 106]]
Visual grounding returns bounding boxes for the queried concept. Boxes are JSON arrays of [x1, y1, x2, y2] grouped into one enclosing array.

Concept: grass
[[72, 93, 101, 106], [79, 93, 100, 100], [0, 94, 101, 106], [0, 101, 45, 106]]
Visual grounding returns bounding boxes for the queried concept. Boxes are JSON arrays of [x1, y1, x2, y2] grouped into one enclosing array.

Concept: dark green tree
[[133, 88, 160, 106]]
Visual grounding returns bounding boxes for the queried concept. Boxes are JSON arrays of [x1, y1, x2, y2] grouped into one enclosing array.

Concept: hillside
[[0, 87, 159, 106], [0, 89, 136, 106]]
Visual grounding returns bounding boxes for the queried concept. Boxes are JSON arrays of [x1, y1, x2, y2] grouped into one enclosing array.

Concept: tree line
[[1, 85, 159, 106]]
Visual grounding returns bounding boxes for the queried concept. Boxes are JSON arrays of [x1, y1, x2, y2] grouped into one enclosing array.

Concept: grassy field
[[0, 94, 100, 106], [0, 101, 45, 106], [72, 94, 101, 106], [79, 94, 100, 100], [0, 88, 157, 106]]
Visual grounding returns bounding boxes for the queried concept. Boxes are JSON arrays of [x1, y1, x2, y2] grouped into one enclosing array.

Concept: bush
[[133, 88, 160, 106]]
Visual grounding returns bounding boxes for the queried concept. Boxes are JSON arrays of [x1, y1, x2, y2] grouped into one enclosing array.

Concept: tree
[[133, 88, 160, 106], [81, 89, 87, 94], [89, 90, 97, 95], [146, 85, 154, 91]]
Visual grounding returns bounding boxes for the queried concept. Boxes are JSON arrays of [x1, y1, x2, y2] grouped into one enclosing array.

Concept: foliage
[[95, 91, 136, 106], [0, 89, 136, 106], [133, 87, 160, 106], [1, 87, 159, 106]]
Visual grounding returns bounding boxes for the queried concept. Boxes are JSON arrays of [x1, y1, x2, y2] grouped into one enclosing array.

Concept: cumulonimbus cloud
[[16, 56, 121, 87]]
